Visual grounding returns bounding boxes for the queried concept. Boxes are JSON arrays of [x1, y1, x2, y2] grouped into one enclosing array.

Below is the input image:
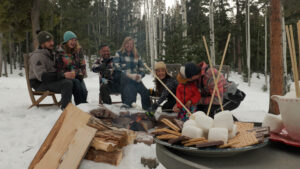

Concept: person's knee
[[62, 79, 73, 89]]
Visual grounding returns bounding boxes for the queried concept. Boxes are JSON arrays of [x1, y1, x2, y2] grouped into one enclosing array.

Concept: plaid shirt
[[113, 51, 145, 77], [197, 62, 226, 105], [92, 57, 113, 84], [56, 46, 86, 79]]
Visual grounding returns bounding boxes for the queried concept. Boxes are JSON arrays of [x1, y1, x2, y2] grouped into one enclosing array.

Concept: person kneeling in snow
[[149, 61, 178, 113], [181, 62, 245, 118], [92, 44, 121, 104], [173, 65, 201, 121], [113, 37, 151, 110]]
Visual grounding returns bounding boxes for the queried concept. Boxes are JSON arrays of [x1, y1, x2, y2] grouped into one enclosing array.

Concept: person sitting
[[56, 31, 88, 105], [150, 61, 178, 112], [28, 31, 74, 110], [113, 37, 151, 110], [173, 65, 201, 121], [181, 62, 245, 118], [92, 44, 121, 104]]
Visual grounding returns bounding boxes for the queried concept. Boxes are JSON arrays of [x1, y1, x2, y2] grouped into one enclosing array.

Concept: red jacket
[[176, 82, 201, 109]]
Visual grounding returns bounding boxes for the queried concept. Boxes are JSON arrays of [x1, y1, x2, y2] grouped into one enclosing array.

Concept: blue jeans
[[72, 79, 88, 105], [120, 74, 151, 110]]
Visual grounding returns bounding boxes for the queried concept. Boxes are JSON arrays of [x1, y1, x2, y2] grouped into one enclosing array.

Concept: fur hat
[[184, 62, 201, 78], [155, 61, 167, 70], [37, 31, 53, 45], [179, 66, 186, 79], [63, 31, 77, 44]]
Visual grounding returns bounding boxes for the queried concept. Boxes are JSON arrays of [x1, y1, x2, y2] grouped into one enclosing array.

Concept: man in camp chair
[[28, 31, 74, 110], [92, 44, 121, 104]]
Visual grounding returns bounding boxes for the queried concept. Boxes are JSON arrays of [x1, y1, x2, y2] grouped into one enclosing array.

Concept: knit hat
[[155, 61, 167, 70], [37, 31, 53, 45], [63, 31, 77, 44], [184, 62, 201, 78]]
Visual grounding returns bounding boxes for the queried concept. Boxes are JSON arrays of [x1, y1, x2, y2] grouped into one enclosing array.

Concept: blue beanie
[[184, 62, 201, 78], [63, 31, 77, 43]]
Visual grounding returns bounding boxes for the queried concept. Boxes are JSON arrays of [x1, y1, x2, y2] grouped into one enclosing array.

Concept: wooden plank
[[28, 104, 68, 169], [30, 104, 95, 169], [58, 126, 97, 169]]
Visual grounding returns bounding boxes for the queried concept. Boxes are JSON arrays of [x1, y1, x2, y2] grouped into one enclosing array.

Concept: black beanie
[[184, 62, 200, 78], [37, 31, 53, 45]]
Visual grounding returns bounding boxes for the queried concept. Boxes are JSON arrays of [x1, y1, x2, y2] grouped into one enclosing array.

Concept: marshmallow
[[182, 125, 204, 139], [208, 127, 229, 144], [183, 119, 198, 128], [214, 111, 234, 131], [228, 124, 238, 139], [190, 111, 206, 120], [262, 113, 284, 133], [195, 114, 214, 133]]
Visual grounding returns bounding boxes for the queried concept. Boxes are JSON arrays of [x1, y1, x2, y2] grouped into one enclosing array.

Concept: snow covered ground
[[0, 67, 270, 169]]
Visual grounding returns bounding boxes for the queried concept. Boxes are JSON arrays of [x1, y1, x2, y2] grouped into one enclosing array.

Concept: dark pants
[[72, 79, 88, 105], [36, 79, 73, 109], [120, 74, 151, 110], [100, 81, 121, 104]]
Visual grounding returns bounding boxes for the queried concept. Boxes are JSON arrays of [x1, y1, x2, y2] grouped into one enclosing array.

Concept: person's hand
[[185, 100, 192, 108], [135, 74, 142, 82], [173, 105, 181, 113], [64, 72, 75, 79]]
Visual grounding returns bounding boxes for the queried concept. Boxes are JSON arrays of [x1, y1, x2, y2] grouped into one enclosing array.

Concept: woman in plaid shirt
[[56, 31, 88, 105], [113, 37, 151, 110]]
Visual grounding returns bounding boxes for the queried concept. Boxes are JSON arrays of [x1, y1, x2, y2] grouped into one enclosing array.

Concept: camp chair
[[23, 54, 60, 109]]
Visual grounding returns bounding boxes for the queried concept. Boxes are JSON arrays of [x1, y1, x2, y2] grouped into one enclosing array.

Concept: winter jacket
[[176, 81, 201, 109], [113, 51, 145, 78], [56, 46, 86, 80], [196, 62, 226, 105], [155, 75, 178, 106], [92, 57, 114, 84], [29, 47, 64, 89]]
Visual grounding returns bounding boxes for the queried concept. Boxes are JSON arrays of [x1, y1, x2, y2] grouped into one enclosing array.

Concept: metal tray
[[154, 138, 269, 157]]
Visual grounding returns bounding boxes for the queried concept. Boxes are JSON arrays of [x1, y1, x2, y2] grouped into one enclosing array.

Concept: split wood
[[144, 63, 192, 116], [202, 36, 224, 111], [286, 25, 300, 97], [206, 34, 231, 116]]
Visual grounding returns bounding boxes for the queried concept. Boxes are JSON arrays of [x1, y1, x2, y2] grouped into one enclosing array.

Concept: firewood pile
[[86, 106, 156, 166]]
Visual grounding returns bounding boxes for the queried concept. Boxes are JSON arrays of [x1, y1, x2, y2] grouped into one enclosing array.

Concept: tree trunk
[[31, 0, 41, 50], [149, 0, 155, 69], [153, 3, 158, 62], [158, 0, 163, 57], [269, 0, 284, 115], [9, 31, 13, 74], [236, 0, 242, 74], [26, 31, 30, 54], [162, 0, 166, 56], [281, 5, 288, 93], [209, 0, 215, 66], [181, 0, 187, 57], [265, 9, 268, 89], [246, 0, 251, 86], [19, 41, 23, 70], [0, 33, 3, 77], [106, 0, 110, 37], [144, 0, 150, 63]]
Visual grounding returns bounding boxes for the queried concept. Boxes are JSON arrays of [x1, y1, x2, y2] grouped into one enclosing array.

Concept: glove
[[151, 103, 159, 111], [102, 78, 108, 84]]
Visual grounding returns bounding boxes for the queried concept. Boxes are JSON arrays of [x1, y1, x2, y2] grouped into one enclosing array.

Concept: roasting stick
[[144, 63, 192, 116], [286, 25, 300, 97], [206, 34, 231, 116], [202, 36, 224, 111]]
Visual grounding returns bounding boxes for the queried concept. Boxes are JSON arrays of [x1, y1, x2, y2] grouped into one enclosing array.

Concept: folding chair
[[23, 54, 60, 109]]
